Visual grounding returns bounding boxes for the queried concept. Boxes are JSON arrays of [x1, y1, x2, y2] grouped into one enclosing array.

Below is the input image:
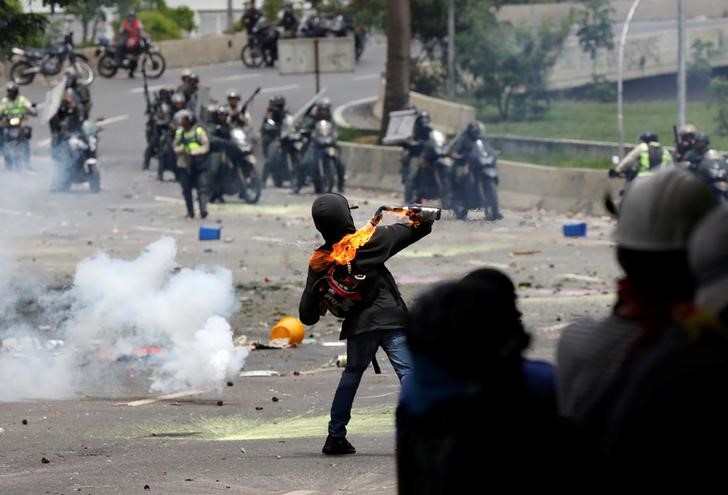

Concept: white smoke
[[0, 237, 249, 401]]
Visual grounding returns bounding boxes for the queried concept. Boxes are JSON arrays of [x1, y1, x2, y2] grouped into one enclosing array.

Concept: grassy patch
[[338, 126, 380, 144], [475, 98, 728, 150], [499, 151, 610, 169]]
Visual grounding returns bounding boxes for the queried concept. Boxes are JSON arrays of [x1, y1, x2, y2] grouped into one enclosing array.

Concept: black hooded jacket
[[299, 194, 433, 339]]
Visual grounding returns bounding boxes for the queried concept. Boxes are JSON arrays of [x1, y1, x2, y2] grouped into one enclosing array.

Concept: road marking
[[353, 73, 380, 81], [154, 195, 184, 204], [332, 95, 378, 128], [130, 84, 167, 94], [116, 389, 207, 407], [261, 84, 299, 94], [282, 491, 318, 495], [251, 235, 284, 244], [97, 114, 129, 127], [38, 138, 51, 148], [360, 392, 397, 399], [0, 208, 30, 216], [134, 225, 185, 235], [211, 73, 262, 83]]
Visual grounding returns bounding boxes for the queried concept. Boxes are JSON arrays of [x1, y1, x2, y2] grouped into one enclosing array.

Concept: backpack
[[648, 142, 664, 168], [312, 262, 380, 318]]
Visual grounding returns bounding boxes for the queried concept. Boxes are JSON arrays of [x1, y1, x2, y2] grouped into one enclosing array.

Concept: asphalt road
[[0, 45, 623, 494]]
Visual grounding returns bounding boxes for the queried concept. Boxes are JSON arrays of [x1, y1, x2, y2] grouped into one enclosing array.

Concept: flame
[[308, 208, 422, 272], [310, 220, 377, 271]]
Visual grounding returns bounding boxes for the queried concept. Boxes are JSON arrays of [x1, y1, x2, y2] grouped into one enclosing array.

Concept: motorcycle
[[215, 127, 262, 204], [450, 139, 501, 221], [301, 120, 340, 194], [96, 36, 166, 79], [241, 18, 279, 68], [10, 33, 94, 86], [405, 129, 452, 207], [1, 115, 31, 171], [262, 116, 302, 188], [51, 121, 101, 193]]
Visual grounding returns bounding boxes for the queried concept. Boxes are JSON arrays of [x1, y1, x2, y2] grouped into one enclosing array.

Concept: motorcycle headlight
[[316, 120, 332, 137], [231, 128, 247, 145], [326, 147, 336, 157], [11, 48, 24, 56], [432, 130, 446, 147], [717, 181, 728, 192], [9, 117, 21, 126]]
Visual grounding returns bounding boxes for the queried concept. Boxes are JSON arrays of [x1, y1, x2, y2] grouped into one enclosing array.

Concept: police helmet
[[5, 81, 18, 100], [317, 97, 332, 112], [176, 109, 194, 125], [181, 68, 191, 80], [694, 132, 710, 153], [189, 73, 199, 83], [126, 10, 136, 19], [270, 96, 285, 109], [82, 120, 97, 137], [417, 111, 432, 126], [64, 68, 78, 88], [678, 123, 697, 141], [639, 132, 658, 144], [215, 105, 230, 118], [171, 92, 186, 105], [227, 89, 240, 100], [466, 121, 484, 140]]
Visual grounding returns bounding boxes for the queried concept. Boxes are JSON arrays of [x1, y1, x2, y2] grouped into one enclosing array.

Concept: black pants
[[178, 157, 208, 217]]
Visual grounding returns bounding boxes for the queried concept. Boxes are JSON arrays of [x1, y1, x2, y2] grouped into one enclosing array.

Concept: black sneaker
[[322, 435, 356, 455]]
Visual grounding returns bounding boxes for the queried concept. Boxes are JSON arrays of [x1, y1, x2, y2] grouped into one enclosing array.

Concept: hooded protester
[[557, 167, 717, 419], [575, 205, 728, 487], [298, 193, 434, 455], [398, 271, 602, 494]]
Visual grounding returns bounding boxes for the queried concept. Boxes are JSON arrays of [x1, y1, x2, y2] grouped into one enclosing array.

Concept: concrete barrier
[[489, 134, 630, 163], [341, 141, 620, 214], [373, 80, 476, 134], [0, 32, 247, 84]]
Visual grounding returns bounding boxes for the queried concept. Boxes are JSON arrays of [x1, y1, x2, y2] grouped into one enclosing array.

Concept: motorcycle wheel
[[89, 166, 101, 193], [237, 164, 261, 204], [97, 54, 118, 78], [10, 61, 35, 85], [141, 52, 166, 79], [69, 60, 95, 86], [323, 157, 336, 193], [241, 44, 264, 68]]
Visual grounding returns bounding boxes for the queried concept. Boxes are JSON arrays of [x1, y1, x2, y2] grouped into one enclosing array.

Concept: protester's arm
[[357, 220, 433, 267], [299, 266, 324, 325]]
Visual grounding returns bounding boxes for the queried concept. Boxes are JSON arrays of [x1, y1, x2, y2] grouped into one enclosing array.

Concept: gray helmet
[[269, 95, 285, 110], [694, 133, 710, 154], [215, 105, 230, 118], [466, 121, 484, 140], [176, 109, 195, 125], [639, 132, 658, 144], [227, 89, 240, 100], [171, 92, 186, 105], [5, 81, 18, 99]]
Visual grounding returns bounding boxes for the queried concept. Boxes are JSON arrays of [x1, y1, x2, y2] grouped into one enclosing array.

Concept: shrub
[[138, 10, 181, 41]]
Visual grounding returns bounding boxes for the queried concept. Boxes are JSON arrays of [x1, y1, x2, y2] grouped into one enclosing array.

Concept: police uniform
[[616, 141, 673, 177], [174, 124, 210, 218]]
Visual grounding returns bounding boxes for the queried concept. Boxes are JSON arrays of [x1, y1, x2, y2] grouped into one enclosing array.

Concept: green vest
[[175, 126, 205, 153], [1, 95, 28, 117]]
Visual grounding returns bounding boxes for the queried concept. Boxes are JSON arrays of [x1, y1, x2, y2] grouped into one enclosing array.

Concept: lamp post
[[677, 0, 686, 128], [617, 0, 641, 159], [447, 0, 455, 100]]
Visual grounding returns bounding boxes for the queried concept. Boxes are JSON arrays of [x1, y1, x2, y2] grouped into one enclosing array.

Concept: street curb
[[333, 96, 378, 129]]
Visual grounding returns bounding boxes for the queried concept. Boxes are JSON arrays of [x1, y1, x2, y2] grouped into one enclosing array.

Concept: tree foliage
[[0, 0, 47, 58], [711, 76, 728, 137], [688, 39, 718, 88], [137, 10, 181, 40], [457, 7, 569, 121], [576, 0, 614, 65]]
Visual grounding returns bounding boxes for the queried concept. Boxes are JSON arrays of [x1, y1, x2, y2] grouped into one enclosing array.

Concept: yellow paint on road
[[138, 406, 395, 442]]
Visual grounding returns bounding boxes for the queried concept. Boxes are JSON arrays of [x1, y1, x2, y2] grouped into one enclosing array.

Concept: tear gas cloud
[[0, 237, 249, 401]]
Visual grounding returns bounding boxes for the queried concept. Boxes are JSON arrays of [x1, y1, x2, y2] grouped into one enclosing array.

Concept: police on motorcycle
[[116, 11, 144, 77], [49, 87, 85, 157], [0, 82, 36, 169], [207, 105, 233, 203], [683, 133, 728, 202], [675, 123, 697, 163], [614, 132, 672, 179], [65, 69, 92, 120], [242, 1, 263, 34], [173, 110, 210, 219], [300, 98, 345, 193], [260, 95, 298, 189], [226, 89, 251, 128], [450, 121, 502, 221], [143, 87, 174, 173], [278, 3, 299, 37], [401, 110, 432, 188]]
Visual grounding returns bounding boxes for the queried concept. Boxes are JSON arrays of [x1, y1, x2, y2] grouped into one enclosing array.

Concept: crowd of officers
[[612, 125, 727, 200], [142, 70, 342, 218]]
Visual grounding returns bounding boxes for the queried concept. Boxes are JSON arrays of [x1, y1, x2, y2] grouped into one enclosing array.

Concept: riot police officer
[[173, 110, 210, 218]]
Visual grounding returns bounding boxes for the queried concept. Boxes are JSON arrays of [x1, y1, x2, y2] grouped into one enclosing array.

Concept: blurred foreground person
[[398, 269, 600, 494], [298, 195, 434, 455], [580, 205, 728, 486], [557, 168, 717, 418]]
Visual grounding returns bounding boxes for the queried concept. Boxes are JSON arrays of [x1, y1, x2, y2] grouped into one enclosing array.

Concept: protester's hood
[[311, 193, 356, 245]]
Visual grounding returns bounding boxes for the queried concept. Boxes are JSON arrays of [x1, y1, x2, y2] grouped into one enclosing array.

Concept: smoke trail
[[0, 237, 249, 401]]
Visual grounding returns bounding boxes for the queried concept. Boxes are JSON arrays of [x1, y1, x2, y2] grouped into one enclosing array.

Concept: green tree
[[0, 0, 47, 58], [689, 39, 718, 88], [457, 10, 569, 121], [710, 76, 728, 137], [64, 0, 114, 44], [137, 10, 181, 40]]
